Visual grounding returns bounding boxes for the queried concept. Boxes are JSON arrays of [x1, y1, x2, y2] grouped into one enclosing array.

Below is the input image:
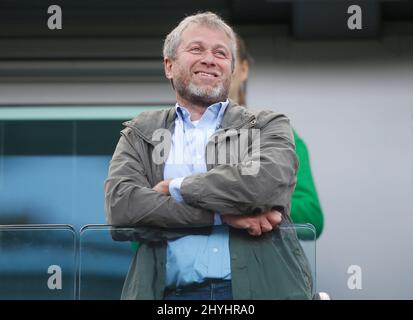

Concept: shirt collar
[[175, 99, 229, 125]]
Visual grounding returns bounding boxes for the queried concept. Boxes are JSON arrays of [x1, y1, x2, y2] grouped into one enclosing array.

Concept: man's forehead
[[180, 24, 231, 48]]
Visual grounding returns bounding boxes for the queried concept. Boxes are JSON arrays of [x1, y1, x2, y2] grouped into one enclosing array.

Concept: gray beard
[[175, 80, 228, 107]]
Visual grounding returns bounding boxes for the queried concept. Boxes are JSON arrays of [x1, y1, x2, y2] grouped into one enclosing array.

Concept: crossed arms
[[153, 179, 282, 236], [104, 112, 298, 238]]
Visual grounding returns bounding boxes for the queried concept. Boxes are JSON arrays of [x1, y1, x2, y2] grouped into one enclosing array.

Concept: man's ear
[[164, 57, 173, 80]]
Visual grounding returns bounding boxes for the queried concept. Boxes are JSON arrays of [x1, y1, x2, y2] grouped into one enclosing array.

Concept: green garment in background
[[130, 128, 324, 252], [291, 129, 324, 239]]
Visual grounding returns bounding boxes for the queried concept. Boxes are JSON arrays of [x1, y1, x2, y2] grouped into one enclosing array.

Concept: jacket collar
[[219, 99, 256, 130], [124, 99, 256, 143]]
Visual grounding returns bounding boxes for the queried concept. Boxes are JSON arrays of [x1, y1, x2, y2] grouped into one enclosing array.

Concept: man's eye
[[190, 47, 201, 53], [215, 50, 227, 58]]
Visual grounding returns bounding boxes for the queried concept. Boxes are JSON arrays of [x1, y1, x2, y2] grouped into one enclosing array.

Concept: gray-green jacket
[[104, 100, 313, 299]]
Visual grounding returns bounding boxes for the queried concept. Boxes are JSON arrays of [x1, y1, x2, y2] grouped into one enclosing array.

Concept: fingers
[[247, 225, 262, 236], [260, 218, 273, 233], [223, 210, 282, 237], [248, 210, 282, 236], [266, 210, 283, 227], [152, 180, 170, 194], [245, 218, 261, 236]]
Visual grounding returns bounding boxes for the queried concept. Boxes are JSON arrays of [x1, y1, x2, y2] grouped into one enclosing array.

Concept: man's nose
[[200, 50, 216, 66]]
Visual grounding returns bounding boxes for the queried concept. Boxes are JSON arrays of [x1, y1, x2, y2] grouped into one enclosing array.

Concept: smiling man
[[164, 23, 233, 113], [105, 12, 313, 300]]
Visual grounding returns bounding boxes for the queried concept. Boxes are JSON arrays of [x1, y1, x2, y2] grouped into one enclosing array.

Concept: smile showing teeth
[[195, 71, 216, 77]]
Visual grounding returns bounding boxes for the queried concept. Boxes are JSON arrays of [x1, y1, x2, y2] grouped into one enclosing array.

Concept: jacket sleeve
[[180, 112, 299, 216], [104, 129, 215, 228], [109, 225, 213, 243]]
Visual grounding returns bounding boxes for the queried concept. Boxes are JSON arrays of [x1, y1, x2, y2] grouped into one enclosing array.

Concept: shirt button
[[212, 248, 219, 253]]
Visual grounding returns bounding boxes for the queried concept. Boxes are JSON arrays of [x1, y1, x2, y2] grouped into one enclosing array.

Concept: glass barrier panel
[[79, 223, 316, 300], [0, 108, 163, 232], [0, 225, 76, 300], [78, 225, 137, 300], [278, 223, 317, 298]]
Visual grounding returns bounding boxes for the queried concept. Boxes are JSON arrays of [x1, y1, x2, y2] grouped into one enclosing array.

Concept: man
[[105, 12, 312, 300]]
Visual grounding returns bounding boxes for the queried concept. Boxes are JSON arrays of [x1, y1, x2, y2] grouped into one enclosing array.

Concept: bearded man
[[104, 12, 313, 300]]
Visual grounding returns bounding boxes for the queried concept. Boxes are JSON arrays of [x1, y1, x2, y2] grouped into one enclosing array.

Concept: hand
[[152, 179, 173, 195], [221, 209, 283, 236]]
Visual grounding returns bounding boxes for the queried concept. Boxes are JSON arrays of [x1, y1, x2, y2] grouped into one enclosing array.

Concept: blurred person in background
[[229, 34, 324, 239]]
